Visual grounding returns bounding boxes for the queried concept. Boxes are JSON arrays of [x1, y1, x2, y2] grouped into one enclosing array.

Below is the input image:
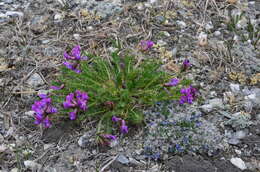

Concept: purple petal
[[64, 52, 74, 60], [103, 134, 117, 140], [69, 110, 77, 120], [43, 117, 51, 128], [120, 120, 128, 134], [38, 94, 48, 99], [50, 84, 64, 90], [112, 116, 121, 122], [71, 45, 81, 60], [63, 61, 74, 70], [120, 125, 128, 134]]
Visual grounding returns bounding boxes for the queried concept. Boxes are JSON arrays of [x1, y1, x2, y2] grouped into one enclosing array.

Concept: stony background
[[0, 0, 259, 171]]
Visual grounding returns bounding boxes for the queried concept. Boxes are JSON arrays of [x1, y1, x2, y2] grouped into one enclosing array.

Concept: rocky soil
[[0, 0, 259, 171]]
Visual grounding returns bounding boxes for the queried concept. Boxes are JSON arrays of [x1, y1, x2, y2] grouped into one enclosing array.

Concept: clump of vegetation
[[31, 42, 196, 145], [227, 12, 260, 48]]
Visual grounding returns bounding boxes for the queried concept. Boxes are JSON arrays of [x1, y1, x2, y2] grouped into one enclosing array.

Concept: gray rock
[[176, 20, 187, 28], [77, 0, 122, 19], [230, 158, 247, 170], [5, 11, 24, 17], [234, 130, 248, 139], [27, 73, 44, 88], [228, 138, 240, 145], [116, 154, 130, 165], [24, 161, 42, 170], [230, 83, 240, 93], [10, 168, 18, 172], [30, 15, 49, 34], [157, 40, 167, 46], [214, 31, 221, 37], [4, 0, 13, 3], [200, 98, 223, 113], [78, 134, 90, 148], [155, 15, 165, 23], [54, 13, 63, 22]]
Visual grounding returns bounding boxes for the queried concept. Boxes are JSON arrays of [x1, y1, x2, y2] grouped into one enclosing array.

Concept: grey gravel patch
[[75, 0, 123, 19], [27, 73, 44, 88]]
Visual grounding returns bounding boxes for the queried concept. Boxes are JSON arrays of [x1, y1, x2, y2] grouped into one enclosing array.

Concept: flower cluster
[[164, 78, 179, 87], [140, 40, 154, 51], [179, 85, 197, 104], [63, 45, 88, 73], [112, 116, 128, 134], [31, 94, 57, 128], [63, 90, 89, 120]]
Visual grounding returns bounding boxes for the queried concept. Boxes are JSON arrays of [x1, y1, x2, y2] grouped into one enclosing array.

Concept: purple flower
[[164, 78, 180, 87], [63, 61, 81, 73], [140, 40, 154, 51], [63, 93, 77, 109], [120, 120, 128, 134], [64, 45, 88, 61], [63, 45, 88, 73], [179, 85, 197, 104], [31, 94, 57, 128], [63, 90, 89, 120], [182, 59, 191, 70], [103, 134, 117, 141], [69, 110, 77, 120], [112, 116, 121, 122], [50, 84, 64, 90]]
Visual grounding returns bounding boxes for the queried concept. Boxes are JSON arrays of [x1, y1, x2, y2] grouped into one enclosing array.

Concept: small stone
[[136, 3, 144, 10], [108, 47, 118, 53], [176, 20, 187, 28], [198, 32, 208, 46], [157, 40, 167, 47], [230, 158, 247, 170], [0, 144, 7, 152], [256, 114, 260, 121], [41, 40, 50, 44], [171, 47, 178, 57], [235, 149, 242, 155], [73, 34, 81, 40], [228, 138, 240, 145], [116, 154, 130, 165], [78, 134, 90, 148], [6, 11, 24, 17], [205, 22, 213, 31], [200, 98, 223, 112], [109, 139, 118, 148], [54, 13, 63, 21], [10, 168, 18, 172], [155, 16, 165, 23], [214, 31, 221, 37], [234, 130, 248, 139], [0, 134, 3, 142], [44, 144, 53, 150], [4, 0, 13, 3], [27, 73, 44, 88], [86, 26, 94, 31], [24, 161, 42, 170], [162, 31, 170, 37], [149, 0, 158, 5], [230, 83, 240, 93], [129, 157, 142, 166]]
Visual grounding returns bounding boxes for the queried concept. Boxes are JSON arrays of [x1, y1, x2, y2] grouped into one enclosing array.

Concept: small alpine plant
[[31, 43, 197, 144]]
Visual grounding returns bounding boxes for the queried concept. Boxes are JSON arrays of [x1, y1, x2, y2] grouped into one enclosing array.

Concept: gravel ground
[[0, 0, 259, 171]]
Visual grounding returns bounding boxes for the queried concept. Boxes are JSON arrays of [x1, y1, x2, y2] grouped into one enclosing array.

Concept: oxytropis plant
[[31, 42, 197, 145]]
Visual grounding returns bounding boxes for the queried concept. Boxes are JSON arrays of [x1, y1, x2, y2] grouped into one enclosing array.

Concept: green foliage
[[227, 13, 259, 48], [51, 51, 183, 133]]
